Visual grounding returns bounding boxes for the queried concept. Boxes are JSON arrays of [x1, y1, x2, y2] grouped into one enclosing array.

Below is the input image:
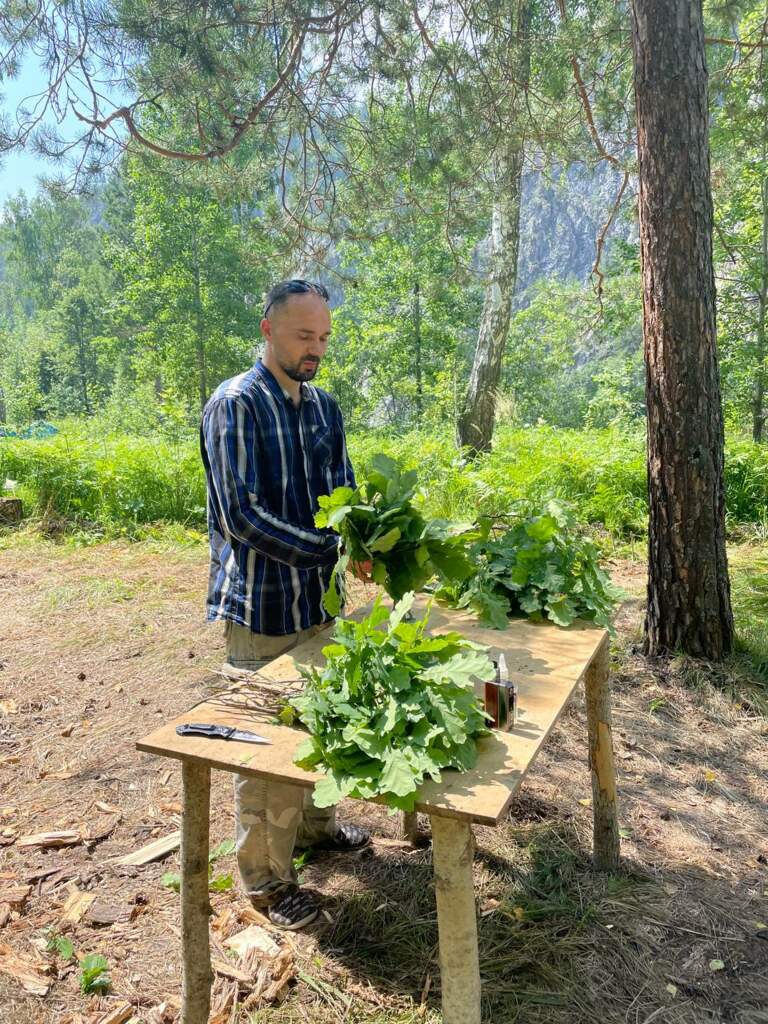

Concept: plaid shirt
[[200, 360, 355, 635]]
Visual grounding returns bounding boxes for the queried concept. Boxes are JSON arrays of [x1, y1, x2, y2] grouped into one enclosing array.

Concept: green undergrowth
[[351, 426, 651, 537], [351, 427, 768, 539], [1, 423, 768, 542], [0, 428, 205, 536], [725, 544, 768, 699]]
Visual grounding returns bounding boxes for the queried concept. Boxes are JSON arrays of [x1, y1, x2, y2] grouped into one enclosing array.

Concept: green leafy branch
[[438, 500, 624, 631], [315, 453, 477, 614], [290, 593, 492, 812]]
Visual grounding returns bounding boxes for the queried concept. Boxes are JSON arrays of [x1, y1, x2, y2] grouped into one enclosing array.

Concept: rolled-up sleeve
[[201, 397, 339, 568]]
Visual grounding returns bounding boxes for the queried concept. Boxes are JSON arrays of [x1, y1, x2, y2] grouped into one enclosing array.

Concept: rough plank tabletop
[[137, 597, 607, 826]]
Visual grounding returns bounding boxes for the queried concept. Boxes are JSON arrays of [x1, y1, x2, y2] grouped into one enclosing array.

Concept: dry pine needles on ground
[[0, 538, 766, 1023]]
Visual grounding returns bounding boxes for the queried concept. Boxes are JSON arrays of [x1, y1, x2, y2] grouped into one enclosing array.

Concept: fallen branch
[[17, 830, 80, 849]]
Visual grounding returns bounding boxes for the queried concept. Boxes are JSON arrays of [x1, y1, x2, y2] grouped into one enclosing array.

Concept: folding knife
[[175, 723, 271, 745]]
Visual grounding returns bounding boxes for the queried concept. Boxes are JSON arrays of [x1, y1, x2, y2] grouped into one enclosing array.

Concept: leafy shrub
[[723, 437, 768, 529], [79, 953, 110, 994], [0, 428, 206, 534], [437, 501, 624, 630], [45, 930, 75, 962], [2, 422, 767, 539], [350, 426, 649, 535]]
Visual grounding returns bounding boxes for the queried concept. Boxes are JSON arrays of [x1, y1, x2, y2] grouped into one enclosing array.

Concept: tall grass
[[729, 545, 768, 677], [0, 429, 206, 534], [1, 423, 767, 539], [351, 426, 768, 537], [351, 426, 649, 535]]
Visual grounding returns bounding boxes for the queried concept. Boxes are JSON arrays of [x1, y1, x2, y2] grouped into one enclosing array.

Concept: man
[[200, 279, 369, 930]]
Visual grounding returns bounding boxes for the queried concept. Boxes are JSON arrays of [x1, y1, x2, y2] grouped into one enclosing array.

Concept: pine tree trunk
[[456, 1, 531, 456], [630, 0, 733, 659], [753, 173, 767, 443]]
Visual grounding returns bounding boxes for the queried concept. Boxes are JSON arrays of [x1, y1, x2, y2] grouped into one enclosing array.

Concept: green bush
[[723, 436, 768, 529], [350, 427, 649, 535], [0, 429, 206, 534], [351, 427, 768, 538], [2, 422, 767, 539]]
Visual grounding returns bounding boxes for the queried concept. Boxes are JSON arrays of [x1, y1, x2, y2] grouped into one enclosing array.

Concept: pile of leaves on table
[[288, 593, 492, 811], [437, 500, 623, 630], [315, 453, 476, 614]]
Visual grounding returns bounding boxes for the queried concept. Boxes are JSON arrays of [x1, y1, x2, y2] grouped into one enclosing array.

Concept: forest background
[[2, 5, 768, 1022], [0, 0, 767, 661]]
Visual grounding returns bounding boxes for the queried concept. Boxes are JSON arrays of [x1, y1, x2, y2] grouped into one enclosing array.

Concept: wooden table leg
[[181, 762, 213, 1024], [585, 634, 620, 871], [398, 811, 420, 845], [430, 815, 481, 1024]]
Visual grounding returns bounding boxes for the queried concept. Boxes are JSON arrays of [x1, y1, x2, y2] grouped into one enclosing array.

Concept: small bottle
[[484, 654, 518, 731]]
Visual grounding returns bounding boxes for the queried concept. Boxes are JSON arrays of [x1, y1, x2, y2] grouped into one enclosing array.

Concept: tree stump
[[0, 498, 22, 525]]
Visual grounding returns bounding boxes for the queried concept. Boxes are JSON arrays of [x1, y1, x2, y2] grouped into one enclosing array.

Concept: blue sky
[[0, 55, 126, 207], [0, 57, 56, 206]]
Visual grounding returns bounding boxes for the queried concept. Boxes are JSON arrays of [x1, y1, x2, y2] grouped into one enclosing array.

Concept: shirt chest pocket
[[307, 426, 334, 473]]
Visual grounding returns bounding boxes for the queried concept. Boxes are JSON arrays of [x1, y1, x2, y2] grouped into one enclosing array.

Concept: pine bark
[[456, 1, 531, 456], [753, 171, 767, 443], [630, 0, 733, 659]]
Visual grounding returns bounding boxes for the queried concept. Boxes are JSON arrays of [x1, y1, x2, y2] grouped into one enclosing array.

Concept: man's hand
[[351, 559, 374, 582]]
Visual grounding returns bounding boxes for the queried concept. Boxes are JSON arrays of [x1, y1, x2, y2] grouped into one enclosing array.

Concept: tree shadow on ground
[[300, 805, 768, 1024]]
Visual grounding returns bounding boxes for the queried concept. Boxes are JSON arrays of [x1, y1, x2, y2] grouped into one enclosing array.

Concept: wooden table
[[137, 599, 619, 1024]]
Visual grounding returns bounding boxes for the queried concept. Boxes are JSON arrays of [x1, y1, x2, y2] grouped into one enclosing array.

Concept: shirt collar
[[254, 359, 316, 405]]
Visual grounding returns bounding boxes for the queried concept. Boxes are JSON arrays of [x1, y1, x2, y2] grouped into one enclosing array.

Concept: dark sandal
[[268, 886, 319, 930], [313, 822, 370, 851]]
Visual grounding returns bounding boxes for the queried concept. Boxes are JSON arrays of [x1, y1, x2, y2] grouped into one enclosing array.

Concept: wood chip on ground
[[115, 831, 180, 866], [94, 1002, 135, 1024], [0, 883, 31, 908], [84, 814, 121, 844], [241, 945, 295, 1010], [17, 830, 81, 849], [60, 887, 97, 925], [85, 899, 135, 927], [224, 923, 281, 958], [0, 941, 52, 996]]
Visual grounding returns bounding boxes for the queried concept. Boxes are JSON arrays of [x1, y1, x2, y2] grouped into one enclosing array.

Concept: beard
[[280, 356, 320, 382]]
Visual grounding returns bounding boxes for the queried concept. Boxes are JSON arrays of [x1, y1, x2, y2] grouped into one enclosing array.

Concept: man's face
[[261, 293, 331, 382]]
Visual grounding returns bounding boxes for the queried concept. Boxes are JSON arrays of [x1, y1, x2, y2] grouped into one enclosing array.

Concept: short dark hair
[[263, 279, 329, 318]]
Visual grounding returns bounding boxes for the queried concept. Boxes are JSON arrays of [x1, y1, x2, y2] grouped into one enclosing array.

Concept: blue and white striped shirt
[[200, 360, 355, 635]]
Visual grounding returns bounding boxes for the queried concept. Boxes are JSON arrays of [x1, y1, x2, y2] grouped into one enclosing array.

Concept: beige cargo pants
[[225, 620, 337, 899]]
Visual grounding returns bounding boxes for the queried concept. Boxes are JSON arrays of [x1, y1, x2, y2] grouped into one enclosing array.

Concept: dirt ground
[[0, 538, 767, 1024]]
